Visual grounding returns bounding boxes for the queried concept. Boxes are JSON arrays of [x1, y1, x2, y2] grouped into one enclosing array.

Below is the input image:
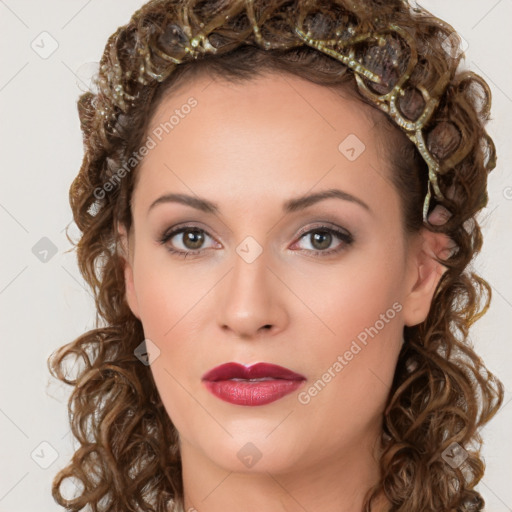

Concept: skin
[[118, 72, 451, 512]]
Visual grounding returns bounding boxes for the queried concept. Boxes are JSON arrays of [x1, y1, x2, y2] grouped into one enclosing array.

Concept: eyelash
[[158, 223, 354, 259]]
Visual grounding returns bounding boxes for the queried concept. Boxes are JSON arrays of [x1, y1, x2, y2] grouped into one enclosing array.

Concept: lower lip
[[203, 379, 304, 406]]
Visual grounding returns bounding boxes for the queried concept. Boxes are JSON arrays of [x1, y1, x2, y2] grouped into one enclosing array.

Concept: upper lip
[[202, 362, 306, 381]]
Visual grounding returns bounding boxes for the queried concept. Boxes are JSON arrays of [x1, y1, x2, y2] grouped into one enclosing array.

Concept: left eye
[[292, 225, 354, 255]]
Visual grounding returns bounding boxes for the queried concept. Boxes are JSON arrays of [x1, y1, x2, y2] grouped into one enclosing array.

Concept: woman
[[48, 1, 505, 510]]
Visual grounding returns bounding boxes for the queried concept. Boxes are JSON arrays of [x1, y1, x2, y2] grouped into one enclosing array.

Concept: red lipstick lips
[[202, 362, 306, 406]]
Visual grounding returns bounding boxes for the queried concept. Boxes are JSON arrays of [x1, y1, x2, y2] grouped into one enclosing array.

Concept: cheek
[[293, 246, 404, 414], [132, 248, 209, 339], [131, 255, 211, 435], [295, 240, 404, 348]]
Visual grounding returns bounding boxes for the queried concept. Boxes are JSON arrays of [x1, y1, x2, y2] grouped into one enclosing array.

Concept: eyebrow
[[147, 188, 371, 215]]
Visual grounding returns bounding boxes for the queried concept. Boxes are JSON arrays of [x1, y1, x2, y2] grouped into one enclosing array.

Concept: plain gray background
[[0, 1, 511, 510]]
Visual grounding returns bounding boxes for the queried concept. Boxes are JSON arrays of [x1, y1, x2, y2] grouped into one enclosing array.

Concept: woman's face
[[120, 72, 443, 477]]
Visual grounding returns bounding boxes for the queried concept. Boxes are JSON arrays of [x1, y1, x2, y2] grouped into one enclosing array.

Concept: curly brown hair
[[47, 1, 505, 511]]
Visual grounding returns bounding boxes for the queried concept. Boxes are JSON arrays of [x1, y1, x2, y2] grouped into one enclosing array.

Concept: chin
[[208, 438, 303, 474], [185, 422, 308, 474]]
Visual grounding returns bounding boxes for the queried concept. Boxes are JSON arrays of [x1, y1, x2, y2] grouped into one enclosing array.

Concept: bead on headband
[[97, 0, 455, 224]]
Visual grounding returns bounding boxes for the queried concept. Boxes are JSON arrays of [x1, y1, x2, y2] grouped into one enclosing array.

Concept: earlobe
[[402, 228, 453, 327], [117, 222, 141, 320]]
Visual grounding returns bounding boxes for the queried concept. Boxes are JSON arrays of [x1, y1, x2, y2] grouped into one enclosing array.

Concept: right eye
[[158, 225, 219, 258]]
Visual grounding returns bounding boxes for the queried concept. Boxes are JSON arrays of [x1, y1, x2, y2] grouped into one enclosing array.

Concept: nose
[[216, 252, 287, 340]]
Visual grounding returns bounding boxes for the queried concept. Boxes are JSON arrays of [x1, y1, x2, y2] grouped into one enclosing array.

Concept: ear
[[117, 222, 141, 320], [402, 227, 454, 327]]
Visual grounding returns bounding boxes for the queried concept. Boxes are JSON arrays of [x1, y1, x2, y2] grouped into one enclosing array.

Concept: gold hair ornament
[[98, 1, 455, 224], [292, 23, 451, 223]]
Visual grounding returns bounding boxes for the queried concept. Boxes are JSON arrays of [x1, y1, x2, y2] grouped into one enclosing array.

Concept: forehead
[[133, 72, 398, 217]]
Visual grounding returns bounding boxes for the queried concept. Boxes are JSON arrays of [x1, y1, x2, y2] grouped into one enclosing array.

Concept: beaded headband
[[97, 1, 456, 223]]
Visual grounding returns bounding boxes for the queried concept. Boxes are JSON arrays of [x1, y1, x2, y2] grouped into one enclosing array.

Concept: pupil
[[312, 231, 331, 250], [184, 229, 204, 249]]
